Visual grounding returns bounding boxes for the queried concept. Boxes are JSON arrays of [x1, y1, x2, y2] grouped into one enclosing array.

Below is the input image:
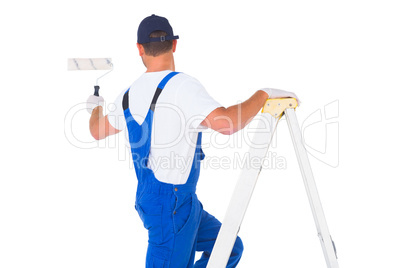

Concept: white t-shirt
[[108, 70, 221, 185]]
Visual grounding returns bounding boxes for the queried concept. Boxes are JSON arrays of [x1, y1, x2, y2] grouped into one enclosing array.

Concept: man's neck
[[144, 52, 175, 73]]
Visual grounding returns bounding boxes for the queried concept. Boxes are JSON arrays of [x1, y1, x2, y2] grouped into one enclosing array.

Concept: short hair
[[142, 31, 173, 57]]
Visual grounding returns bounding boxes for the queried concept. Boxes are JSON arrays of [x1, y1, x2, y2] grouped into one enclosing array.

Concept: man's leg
[[194, 210, 244, 268]]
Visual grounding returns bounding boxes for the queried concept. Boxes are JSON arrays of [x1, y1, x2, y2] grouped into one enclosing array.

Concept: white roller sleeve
[[68, 58, 113, 70]]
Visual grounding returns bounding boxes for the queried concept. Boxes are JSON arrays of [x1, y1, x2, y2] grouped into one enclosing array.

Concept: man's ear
[[137, 43, 145, 56], [172, 40, 177, 53]]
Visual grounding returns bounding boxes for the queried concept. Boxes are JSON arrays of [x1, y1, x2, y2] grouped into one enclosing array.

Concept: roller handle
[[94, 85, 100, 96]]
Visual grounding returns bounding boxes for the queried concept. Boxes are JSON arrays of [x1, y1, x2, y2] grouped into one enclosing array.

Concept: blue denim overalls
[[123, 72, 243, 268]]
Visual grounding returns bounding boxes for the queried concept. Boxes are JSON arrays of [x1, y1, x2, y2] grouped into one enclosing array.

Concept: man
[[87, 14, 298, 268]]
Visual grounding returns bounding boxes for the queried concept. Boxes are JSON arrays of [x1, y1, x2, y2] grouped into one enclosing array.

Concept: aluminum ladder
[[206, 98, 339, 268]]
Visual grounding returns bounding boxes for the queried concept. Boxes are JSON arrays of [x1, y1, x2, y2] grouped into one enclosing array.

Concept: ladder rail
[[285, 108, 338, 268], [206, 114, 279, 268]]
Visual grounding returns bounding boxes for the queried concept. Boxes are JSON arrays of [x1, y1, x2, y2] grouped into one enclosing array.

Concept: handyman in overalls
[[87, 14, 299, 268]]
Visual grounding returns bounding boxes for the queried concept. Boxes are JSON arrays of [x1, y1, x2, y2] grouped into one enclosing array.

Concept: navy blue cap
[[137, 14, 179, 44]]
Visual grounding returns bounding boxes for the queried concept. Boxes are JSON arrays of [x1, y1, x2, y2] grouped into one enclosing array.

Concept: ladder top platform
[[262, 98, 298, 118]]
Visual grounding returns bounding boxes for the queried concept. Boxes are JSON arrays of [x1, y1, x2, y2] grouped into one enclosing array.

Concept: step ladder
[[206, 98, 339, 268]]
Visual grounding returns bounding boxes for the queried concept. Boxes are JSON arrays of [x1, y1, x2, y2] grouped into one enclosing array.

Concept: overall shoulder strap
[[122, 71, 179, 111], [149, 71, 179, 111], [122, 89, 130, 111]]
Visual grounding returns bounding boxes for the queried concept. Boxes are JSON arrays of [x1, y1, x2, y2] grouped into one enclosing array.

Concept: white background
[[1, 0, 402, 267]]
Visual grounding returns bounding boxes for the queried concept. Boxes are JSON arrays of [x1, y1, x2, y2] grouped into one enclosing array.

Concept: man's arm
[[89, 106, 121, 140], [201, 90, 268, 135], [201, 88, 299, 135]]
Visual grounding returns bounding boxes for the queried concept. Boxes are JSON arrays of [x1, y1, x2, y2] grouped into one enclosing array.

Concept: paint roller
[[67, 58, 113, 96]]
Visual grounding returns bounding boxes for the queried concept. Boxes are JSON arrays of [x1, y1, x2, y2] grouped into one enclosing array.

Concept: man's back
[[108, 71, 221, 184]]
